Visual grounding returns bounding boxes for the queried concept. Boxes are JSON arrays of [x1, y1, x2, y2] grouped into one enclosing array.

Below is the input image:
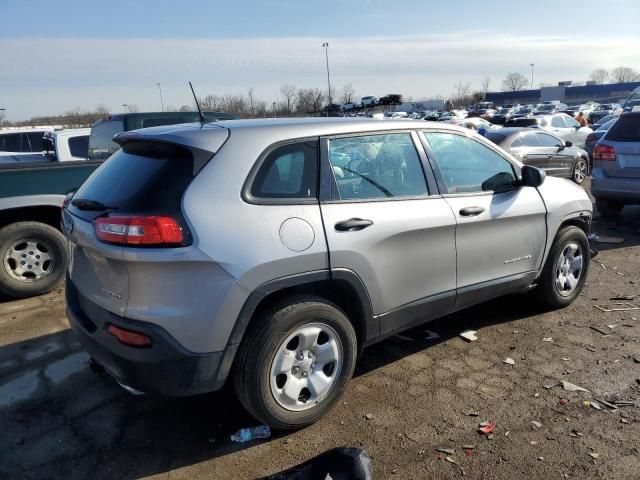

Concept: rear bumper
[[66, 278, 226, 396], [591, 169, 640, 203]]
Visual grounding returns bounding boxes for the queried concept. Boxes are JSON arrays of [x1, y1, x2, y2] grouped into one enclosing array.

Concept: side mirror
[[565, 140, 573, 148], [521, 165, 546, 188]]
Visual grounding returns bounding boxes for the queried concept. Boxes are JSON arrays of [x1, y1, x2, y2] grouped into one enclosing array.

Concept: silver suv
[[63, 118, 592, 429]]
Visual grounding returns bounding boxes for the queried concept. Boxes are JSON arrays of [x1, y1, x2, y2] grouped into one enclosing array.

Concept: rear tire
[[232, 295, 357, 430], [595, 198, 624, 217], [536, 226, 589, 309], [571, 157, 588, 184], [0, 221, 68, 298]]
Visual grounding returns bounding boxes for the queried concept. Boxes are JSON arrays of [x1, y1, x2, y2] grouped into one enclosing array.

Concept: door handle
[[459, 206, 485, 217], [335, 218, 373, 232]]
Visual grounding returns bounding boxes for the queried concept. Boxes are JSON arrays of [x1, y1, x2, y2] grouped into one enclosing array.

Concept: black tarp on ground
[[259, 447, 373, 480]]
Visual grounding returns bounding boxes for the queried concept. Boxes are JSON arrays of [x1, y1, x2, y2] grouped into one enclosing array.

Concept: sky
[[1, 0, 639, 121]]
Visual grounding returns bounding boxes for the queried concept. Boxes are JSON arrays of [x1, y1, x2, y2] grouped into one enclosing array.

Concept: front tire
[[536, 226, 589, 309], [0, 221, 68, 298], [232, 295, 357, 430]]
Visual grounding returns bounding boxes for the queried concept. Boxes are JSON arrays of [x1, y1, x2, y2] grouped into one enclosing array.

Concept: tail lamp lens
[[593, 144, 616, 162], [95, 216, 183, 246]]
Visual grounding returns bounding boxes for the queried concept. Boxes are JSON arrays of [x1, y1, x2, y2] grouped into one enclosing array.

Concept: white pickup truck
[[0, 128, 89, 164]]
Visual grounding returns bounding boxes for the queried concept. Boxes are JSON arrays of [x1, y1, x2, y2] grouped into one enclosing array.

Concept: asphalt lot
[[2, 179, 640, 479]]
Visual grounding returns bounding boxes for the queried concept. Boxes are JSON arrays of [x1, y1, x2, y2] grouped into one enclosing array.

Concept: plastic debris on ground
[[588, 452, 600, 459], [503, 357, 515, 365], [478, 421, 496, 434], [561, 381, 590, 393], [459, 330, 478, 342], [424, 330, 440, 341], [531, 421, 543, 429], [593, 303, 640, 312], [259, 447, 373, 480], [230, 426, 271, 443], [436, 448, 455, 455], [542, 337, 553, 342]]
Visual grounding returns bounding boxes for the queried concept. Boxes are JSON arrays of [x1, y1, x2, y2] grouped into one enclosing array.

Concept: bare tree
[[247, 87, 256, 116], [501, 72, 529, 92], [341, 83, 356, 104], [179, 105, 191, 112], [589, 68, 609, 84], [480, 76, 491, 95], [610, 66, 640, 83], [452, 81, 471, 106], [280, 85, 297, 114]]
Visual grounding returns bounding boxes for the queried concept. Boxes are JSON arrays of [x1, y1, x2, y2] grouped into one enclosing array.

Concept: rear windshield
[[70, 141, 195, 220], [606, 116, 640, 142], [507, 118, 538, 127], [484, 132, 506, 144]]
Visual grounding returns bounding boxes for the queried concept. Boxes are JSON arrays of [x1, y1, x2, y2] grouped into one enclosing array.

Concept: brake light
[[95, 216, 183, 246], [593, 144, 616, 162], [107, 324, 152, 347]]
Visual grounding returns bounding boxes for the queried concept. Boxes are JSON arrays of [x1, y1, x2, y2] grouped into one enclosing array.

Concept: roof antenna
[[189, 81, 206, 124]]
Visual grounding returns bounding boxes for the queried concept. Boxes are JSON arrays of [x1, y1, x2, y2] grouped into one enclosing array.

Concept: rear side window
[[0, 133, 21, 152], [71, 141, 195, 220], [484, 132, 506, 145], [537, 133, 562, 147], [250, 141, 318, 200], [69, 135, 89, 158], [520, 134, 541, 147], [606, 116, 640, 142], [88, 119, 124, 160], [141, 117, 187, 128], [551, 116, 565, 128]]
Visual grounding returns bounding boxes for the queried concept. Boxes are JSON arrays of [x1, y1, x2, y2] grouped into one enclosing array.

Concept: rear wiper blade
[[71, 198, 118, 211]]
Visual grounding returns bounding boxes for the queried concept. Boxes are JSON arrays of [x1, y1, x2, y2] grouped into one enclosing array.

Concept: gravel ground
[[1, 179, 640, 479]]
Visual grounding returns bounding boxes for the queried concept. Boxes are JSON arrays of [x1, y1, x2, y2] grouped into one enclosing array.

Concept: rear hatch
[[600, 114, 640, 178], [64, 135, 222, 315]]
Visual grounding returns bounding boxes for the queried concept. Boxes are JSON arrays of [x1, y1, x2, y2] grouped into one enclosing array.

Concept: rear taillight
[[95, 215, 184, 246], [107, 324, 152, 347], [593, 144, 616, 162]]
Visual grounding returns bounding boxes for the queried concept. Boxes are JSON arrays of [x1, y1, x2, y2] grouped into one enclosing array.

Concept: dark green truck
[[0, 111, 237, 298]]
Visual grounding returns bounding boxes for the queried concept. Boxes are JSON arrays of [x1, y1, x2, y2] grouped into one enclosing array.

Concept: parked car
[[485, 127, 589, 184], [0, 128, 89, 164], [535, 103, 568, 115], [489, 107, 514, 125], [561, 104, 594, 119], [584, 118, 618, 161], [88, 111, 238, 160], [623, 99, 640, 113], [323, 104, 343, 115], [510, 107, 535, 119], [589, 103, 622, 124], [591, 112, 640, 216], [342, 102, 361, 111], [361, 96, 379, 107], [0, 127, 55, 154], [507, 114, 592, 148], [591, 114, 620, 130], [452, 117, 499, 131], [63, 118, 592, 429], [378, 94, 403, 105]]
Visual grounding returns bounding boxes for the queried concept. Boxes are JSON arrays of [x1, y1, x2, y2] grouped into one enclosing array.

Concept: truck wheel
[[233, 295, 357, 430], [0, 222, 68, 298], [571, 157, 588, 184], [535, 226, 590, 309], [595, 198, 623, 217]]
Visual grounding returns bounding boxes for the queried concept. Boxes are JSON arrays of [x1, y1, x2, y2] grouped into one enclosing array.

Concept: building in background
[[486, 81, 640, 105]]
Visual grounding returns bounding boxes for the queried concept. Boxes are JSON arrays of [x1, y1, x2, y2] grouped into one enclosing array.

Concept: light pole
[[156, 82, 164, 112], [530, 63, 535, 90], [322, 42, 332, 106], [272, 101, 277, 118], [122, 104, 129, 113]]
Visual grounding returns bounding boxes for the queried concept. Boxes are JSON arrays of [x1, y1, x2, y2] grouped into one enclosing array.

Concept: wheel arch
[[0, 205, 62, 231], [214, 269, 376, 389]]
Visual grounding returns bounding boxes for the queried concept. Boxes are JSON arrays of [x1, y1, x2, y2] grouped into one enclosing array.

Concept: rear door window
[[68, 135, 89, 158], [25, 132, 45, 152], [0, 133, 21, 152], [70, 141, 195, 221], [551, 116, 566, 128], [520, 134, 542, 147], [88, 119, 124, 160], [536, 133, 563, 147], [606, 116, 640, 142]]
